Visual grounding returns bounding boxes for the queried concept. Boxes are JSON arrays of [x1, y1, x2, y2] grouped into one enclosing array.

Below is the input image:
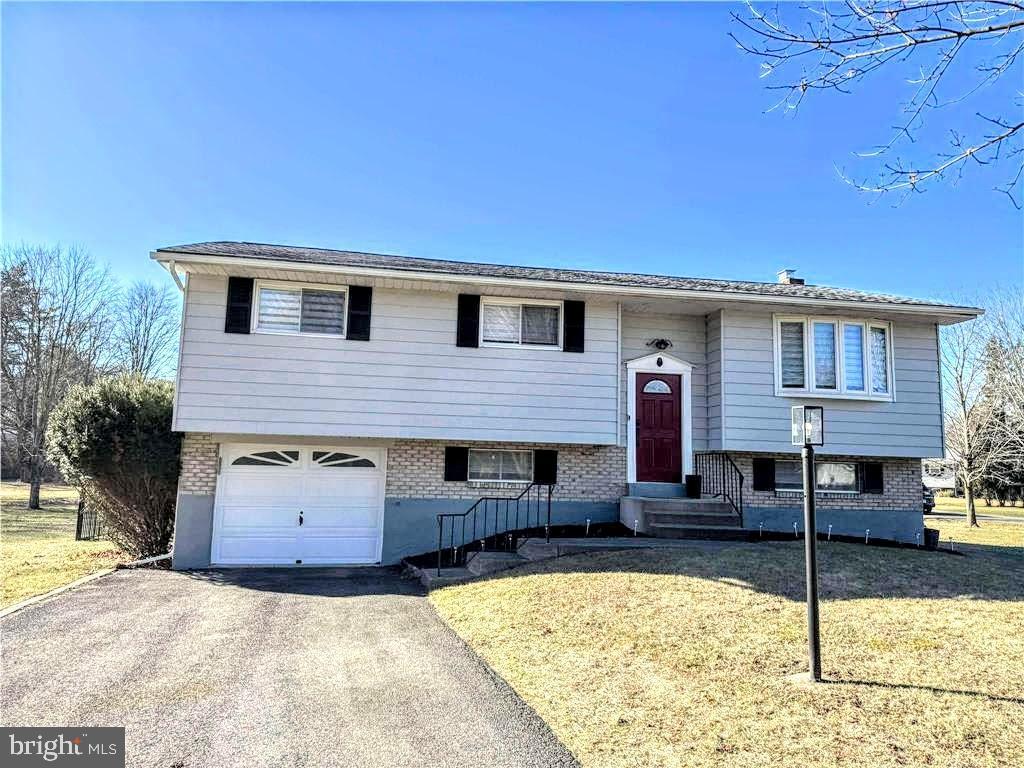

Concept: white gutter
[[150, 250, 983, 321]]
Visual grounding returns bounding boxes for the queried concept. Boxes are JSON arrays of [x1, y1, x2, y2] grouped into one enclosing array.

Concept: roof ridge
[[154, 240, 980, 314], [168, 239, 808, 290]]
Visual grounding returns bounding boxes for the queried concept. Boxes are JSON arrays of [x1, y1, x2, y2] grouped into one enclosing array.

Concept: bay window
[[779, 321, 806, 388], [812, 321, 838, 389], [774, 315, 893, 400]]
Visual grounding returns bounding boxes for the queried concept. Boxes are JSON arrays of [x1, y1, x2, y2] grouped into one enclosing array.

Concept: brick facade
[[175, 433, 626, 503], [729, 452, 921, 511], [175, 433, 918, 514], [384, 440, 626, 502], [178, 433, 218, 495]]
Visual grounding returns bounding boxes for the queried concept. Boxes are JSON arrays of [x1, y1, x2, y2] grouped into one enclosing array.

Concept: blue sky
[[3, 2, 1021, 300]]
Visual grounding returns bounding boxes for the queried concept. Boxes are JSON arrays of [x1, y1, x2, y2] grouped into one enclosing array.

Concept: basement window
[[468, 449, 533, 482], [775, 460, 859, 494]]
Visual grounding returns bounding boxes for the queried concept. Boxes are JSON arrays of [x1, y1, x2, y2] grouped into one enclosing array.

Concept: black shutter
[[563, 300, 585, 353], [533, 450, 558, 485], [346, 285, 372, 340], [444, 447, 469, 481], [456, 295, 480, 348], [224, 277, 254, 334], [752, 457, 776, 492], [860, 462, 884, 494]]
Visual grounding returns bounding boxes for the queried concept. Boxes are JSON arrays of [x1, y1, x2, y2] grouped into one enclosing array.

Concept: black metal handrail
[[437, 483, 553, 575], [694, 452, 744, 525]]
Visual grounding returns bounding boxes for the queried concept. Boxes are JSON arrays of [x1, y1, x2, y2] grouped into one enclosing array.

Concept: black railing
[[437, 483, 553, 575], [75, 500, 103, 541], [694, 452, 744, 524]]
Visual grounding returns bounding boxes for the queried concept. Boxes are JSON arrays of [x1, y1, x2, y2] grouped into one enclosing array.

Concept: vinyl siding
[[620, 310, 708, 452], [175, 274, 619, 443], [720, 308, 943, 457]]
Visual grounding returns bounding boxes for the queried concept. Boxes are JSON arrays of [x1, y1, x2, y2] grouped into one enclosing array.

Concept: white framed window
[[775, 460, 859, 494], [468, 449, 533, 482], [480, 298, 561, 348], [253, 280, 347, 336], [773, 315, 894, 401]]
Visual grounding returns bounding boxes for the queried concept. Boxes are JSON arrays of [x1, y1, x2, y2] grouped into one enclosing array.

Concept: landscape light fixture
[[792, 405, 824, 682]]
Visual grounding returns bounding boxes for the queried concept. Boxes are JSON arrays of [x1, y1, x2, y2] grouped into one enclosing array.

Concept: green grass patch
[[1, 481, 123, 607]]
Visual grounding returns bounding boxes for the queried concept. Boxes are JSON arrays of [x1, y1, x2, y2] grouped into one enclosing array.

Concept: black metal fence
[[75, 500, 103, 541]]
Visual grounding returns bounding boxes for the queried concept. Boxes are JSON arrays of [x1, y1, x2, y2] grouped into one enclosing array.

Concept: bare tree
[[0, 244, 115, 508], [113, 280, 180, 379], [732, 1, 1024, 205], [985, 286, 1024, 481], [941, 301, 1017, 525]]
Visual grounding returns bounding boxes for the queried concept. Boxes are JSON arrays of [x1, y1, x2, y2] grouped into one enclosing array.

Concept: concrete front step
[[625, 496, 735, 513], [648, 523, 753, 541], [647, 512, 742, 527]]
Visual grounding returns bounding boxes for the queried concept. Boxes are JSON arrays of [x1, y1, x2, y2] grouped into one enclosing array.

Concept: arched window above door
[[642, 379, 672, 394]]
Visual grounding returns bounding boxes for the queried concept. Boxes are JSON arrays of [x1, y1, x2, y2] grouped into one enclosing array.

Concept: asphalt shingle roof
[[155, 241, 977, 312]]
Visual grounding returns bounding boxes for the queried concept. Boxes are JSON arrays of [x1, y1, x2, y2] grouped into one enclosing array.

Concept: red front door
[[636, 373, 682, 483]]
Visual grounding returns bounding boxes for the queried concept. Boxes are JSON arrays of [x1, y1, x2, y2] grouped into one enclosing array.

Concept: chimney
[[777, 268, 804, 285]]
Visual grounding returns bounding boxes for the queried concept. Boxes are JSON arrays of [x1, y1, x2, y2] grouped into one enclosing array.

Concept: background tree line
[[1, 243, 180, 508], [942, 287, 1024, 525]]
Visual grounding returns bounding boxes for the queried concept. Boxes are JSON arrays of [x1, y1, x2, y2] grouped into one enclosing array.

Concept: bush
[[47, 375, 181, 558]]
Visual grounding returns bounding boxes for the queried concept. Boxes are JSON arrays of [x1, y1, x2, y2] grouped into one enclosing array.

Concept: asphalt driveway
[[1, 568, 578, 768]]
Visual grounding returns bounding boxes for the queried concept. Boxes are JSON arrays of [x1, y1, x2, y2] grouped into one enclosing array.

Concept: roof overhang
[[151, 249, 983, 324]]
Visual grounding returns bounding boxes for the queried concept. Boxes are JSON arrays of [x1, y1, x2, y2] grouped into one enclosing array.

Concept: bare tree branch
[[112, 281, 180, 379], [733, 1, 1024, 204]]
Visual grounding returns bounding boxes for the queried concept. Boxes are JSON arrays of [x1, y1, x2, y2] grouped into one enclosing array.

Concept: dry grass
[[932, 496, 1024, 519], [930, 518, 1024, 549], [431, 532, 1024, 768], [1, 481, 123, 608]]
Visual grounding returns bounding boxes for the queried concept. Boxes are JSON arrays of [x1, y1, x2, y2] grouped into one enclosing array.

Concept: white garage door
[[212, 444, 385, 566]]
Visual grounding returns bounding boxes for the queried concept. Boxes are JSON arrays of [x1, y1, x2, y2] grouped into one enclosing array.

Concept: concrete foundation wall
[[746, 505, 923, 544], [172, 493, 215, 569], [383, 499, 618, 564]]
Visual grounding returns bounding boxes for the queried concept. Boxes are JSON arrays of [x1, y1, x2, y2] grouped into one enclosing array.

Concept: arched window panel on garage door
[[231, 450, 300, 467], [312, 451, 377, 468]]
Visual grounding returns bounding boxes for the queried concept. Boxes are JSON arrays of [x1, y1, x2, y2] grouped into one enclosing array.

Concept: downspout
[[165, 260, 186, 292], [616, 301, 622, 447], [935, 322, 946, 459]]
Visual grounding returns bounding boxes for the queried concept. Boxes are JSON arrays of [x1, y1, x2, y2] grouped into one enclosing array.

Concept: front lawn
[[1, 481, 123, 608], [932, 495, 1024, 519], [431, 524, 1023, 768]]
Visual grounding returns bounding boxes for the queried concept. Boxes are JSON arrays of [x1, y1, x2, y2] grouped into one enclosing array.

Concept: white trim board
[[152, 251, 981, 322], [625, 352, 694, 484]]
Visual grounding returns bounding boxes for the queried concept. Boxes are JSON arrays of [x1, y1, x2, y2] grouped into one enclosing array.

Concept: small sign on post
[[792, 405, 824, 683]]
